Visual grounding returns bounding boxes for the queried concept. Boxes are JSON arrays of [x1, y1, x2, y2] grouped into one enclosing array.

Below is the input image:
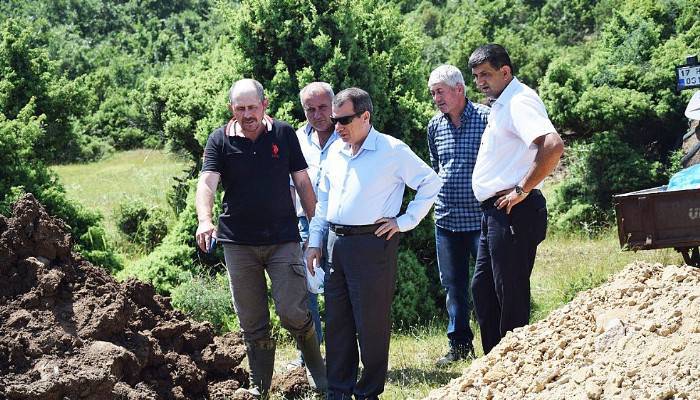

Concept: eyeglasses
[[331, 111, 363, 125]]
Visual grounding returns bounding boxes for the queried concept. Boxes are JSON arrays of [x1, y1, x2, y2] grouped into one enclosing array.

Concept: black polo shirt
[[201, 119, 308, 245]]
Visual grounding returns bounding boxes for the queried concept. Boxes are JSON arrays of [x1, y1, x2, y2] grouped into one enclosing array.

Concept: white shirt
[[308, 127, 442, 248], [294, 124, 340, 217], [471, 77, 556, 202]]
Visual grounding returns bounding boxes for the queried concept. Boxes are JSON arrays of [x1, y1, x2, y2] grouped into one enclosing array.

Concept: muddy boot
[[296, 327, 327, 392], [245, 338, 276, 396]]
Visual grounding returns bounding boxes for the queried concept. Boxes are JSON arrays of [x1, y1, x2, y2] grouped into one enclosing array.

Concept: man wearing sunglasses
[[305, 87, 442, 399], [195, 79, 327, 395]]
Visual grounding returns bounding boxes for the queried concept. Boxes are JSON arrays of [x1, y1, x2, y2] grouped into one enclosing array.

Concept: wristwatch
[[514, 185, 529, 197]]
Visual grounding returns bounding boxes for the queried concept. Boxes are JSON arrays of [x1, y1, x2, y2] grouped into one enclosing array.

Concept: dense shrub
[[171, 271, 239, 334], [115, 199, 170, 248], [116, 199, 150, 237], [392, 249, 439, 328], [549, 132, 665, 232], [117, 187, 200, 293]]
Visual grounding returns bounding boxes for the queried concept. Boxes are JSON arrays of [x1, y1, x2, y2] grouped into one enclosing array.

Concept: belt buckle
[[332, 225, 346, 236]]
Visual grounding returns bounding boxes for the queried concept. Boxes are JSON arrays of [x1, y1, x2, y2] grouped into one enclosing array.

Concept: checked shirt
[[427, 100, 490, 232]]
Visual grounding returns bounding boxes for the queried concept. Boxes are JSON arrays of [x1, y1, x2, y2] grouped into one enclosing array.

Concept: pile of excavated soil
[[427, 262, 700, 400], [0, 194, 251, 400]]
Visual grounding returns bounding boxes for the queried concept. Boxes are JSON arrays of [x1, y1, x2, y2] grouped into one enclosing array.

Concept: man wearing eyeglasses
[[305, 87, 442, 399], [195, 78, 327, 395]]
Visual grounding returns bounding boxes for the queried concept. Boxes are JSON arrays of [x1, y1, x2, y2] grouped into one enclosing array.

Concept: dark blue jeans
[[471, 192, 547, 355], [299, 216, 323, 343], [435, 226, 480, 347]]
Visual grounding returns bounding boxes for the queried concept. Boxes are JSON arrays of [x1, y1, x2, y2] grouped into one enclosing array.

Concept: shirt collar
[[226, 116, 273, 137], [440, 98, 474, 125], [303, 123, 339, 150], [492, 77, 520, 108], [341, 126, 378, 156]]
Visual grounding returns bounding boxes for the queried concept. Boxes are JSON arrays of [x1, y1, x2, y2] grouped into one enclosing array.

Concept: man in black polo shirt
[[195, 78, 327, 395]]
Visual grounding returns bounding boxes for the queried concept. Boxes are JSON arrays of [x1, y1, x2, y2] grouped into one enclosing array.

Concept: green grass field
[[52, 149, 191, 255], [53, 150, 682, 399]]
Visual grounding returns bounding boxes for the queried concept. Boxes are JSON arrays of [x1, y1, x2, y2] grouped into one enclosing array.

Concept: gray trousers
[[325, 231, 400, 399], [223, 241, 312, 342]]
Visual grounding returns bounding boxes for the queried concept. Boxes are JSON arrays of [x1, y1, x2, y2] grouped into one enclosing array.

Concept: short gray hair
[[299, 82, 334, 106], [428, 64, 465, 88], [229, 78, 265, 104], [333, 87, 373, 116]]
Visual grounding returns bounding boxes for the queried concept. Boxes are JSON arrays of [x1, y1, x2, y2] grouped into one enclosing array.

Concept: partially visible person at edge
[[194, 78, 328, 396], [427, 64, 490, 365], [287, 81, 339, 370], [468, 44, 565, 355], [305, 87, 442, 399]]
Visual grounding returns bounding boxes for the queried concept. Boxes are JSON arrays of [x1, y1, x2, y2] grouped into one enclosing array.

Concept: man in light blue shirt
[[288, 81, 339, 370], [306, 88, 442, 399]]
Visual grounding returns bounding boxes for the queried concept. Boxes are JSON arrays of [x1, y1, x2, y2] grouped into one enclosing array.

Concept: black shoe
[[436, 344, 475, 366]]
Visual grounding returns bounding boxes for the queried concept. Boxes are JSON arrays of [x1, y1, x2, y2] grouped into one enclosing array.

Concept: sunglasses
[[331, 111, 363, 125]]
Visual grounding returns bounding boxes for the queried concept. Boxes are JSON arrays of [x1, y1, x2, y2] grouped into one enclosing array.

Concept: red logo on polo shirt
[[271, 143, 280, 158]]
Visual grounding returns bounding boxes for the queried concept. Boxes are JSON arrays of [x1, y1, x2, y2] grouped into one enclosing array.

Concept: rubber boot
[[296, 326, 328, 392], [245, 338, 276, 396]]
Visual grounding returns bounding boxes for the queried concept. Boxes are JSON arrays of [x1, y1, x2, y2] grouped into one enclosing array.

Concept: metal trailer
[[614, 186, 700, 267]]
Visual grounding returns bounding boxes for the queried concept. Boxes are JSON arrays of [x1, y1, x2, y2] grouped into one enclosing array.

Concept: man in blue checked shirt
[[427, 64, 490, 365]]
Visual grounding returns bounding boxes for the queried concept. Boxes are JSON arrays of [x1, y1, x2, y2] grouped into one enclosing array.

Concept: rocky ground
[[427, 261, 700, 399], [0, 194, 310, 399]]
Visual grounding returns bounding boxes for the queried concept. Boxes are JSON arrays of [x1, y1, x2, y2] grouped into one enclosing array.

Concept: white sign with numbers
[[677, 64, 700, 90]]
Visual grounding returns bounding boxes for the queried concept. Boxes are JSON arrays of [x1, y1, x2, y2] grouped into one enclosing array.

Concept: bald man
[[195, 78, 327, 395]]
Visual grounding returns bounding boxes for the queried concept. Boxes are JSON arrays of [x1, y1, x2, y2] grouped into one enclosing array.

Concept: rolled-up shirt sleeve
[[395, 143, 443, 232], [308, 169, 330, 248]]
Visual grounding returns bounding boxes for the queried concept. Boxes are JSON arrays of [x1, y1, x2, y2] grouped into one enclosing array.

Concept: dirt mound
[[427, 262, 700, 400], [0, 194, 250, 400]]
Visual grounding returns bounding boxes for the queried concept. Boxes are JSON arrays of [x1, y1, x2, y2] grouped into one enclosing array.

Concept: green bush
[[550, 132, 665, 232], [117, 187, 200, 293], [116, 199, 149, 237], [171, 271, 238, 334], [140, 208, 169, 248], [392, 249, 438, 329], [115, 198, 169, 248]]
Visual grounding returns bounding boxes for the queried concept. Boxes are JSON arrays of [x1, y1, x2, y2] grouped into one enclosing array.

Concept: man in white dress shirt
[[305, 88, 442, 399], [468, 44, 564, 355], [288, 81, 339, 370]]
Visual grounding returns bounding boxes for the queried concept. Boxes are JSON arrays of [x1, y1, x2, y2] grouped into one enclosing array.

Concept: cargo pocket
[[290, 263, 306, 278]]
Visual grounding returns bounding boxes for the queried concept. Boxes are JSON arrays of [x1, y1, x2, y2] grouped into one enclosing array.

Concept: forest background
[[1, 0, 698, 341]]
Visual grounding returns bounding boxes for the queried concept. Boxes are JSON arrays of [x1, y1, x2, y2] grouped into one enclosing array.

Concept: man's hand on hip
[[195, 220, 217, 252], [495, 189, 527, 214], [305, 247, 322, 275], [374, 217, 400, 240]]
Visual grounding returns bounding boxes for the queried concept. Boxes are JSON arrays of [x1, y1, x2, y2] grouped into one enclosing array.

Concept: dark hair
[[333, 87, 373, 116], [468, 44, 515, 74]]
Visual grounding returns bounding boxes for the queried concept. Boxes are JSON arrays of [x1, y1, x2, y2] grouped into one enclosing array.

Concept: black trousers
[[471, 191, 547, 355], [324, 230, 400, 399]]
